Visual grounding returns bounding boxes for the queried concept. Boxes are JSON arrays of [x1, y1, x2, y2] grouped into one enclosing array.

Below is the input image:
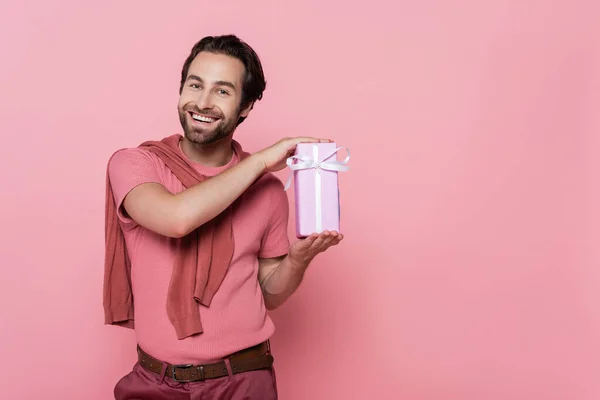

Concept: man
[[104, 34, 343, 399]]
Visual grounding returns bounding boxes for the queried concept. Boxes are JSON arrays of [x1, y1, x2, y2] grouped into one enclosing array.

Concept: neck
[[180, 136, 235, 167]]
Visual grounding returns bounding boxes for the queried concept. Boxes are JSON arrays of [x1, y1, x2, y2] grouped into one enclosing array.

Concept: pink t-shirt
[[108, 140, 290, 365]]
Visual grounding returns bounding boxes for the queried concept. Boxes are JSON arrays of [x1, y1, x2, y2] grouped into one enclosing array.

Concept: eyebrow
[[187, 74, 236, 91]]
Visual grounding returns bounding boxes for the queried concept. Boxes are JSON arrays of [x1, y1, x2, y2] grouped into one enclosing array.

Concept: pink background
[[1, 1, 599, 399]]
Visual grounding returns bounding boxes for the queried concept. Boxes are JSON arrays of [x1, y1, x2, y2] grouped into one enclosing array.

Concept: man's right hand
[[255, 137, 331, 173]]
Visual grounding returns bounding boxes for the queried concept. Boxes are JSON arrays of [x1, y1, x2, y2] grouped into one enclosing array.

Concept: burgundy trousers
[[114, 362, 278, 400]]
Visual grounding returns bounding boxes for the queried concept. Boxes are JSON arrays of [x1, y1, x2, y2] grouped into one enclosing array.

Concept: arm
[[258, 231, 343, 310], [258, 255, 302, 311], [122, 155, 264, 238], [119, 137, 329, 238]]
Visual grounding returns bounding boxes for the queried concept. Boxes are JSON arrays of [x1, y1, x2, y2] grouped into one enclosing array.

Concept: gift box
[[284, 142, 350, 238]]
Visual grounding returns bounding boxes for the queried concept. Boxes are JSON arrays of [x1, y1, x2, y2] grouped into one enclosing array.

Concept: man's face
[[177, 52, 251, 145]]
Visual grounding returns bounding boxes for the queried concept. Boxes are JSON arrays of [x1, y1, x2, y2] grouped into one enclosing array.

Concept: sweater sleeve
[[258, 176, 291, 258], [107, 148, 163, 229]]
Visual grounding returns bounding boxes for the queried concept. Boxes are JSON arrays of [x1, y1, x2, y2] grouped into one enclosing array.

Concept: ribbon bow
[[283, 145, 350, 191]]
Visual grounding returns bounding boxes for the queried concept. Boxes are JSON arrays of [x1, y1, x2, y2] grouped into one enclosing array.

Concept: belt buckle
[[171, 364, 205, 382]]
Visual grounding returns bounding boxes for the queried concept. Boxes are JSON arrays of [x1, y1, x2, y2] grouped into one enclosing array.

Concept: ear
[[239, 101, 254, 118]]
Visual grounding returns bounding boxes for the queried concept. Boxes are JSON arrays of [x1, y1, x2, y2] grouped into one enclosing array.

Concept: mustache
[[184, 106, 223, 119]]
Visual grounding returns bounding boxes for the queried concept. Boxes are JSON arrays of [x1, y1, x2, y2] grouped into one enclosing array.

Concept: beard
[[178, 104, 240, 145]]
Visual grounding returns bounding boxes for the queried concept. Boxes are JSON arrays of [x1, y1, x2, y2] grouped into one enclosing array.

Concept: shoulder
[[238, 172, 287, 210], [108, 147, 162, 175], [260, 173, 289, 213], [259, 172, 285, 190], [250, 172, 286, 199], [108, 146, 157, 165]]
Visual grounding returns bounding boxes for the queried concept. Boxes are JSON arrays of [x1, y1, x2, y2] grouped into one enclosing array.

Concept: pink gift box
[[289, 143, 349, 238]]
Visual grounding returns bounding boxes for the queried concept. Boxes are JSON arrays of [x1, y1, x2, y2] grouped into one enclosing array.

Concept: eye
[[189, 83, 201, 89], [217, 89, 229, 96]]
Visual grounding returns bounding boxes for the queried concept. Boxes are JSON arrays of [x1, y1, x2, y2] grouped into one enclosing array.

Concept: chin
[[184, 130, 227, 145]]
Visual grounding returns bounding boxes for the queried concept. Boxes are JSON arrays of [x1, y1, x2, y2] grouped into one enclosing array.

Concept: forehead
[[187, 52, 246, 86]]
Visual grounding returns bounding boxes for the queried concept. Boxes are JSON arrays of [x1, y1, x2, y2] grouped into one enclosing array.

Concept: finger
[[288, 137, 318, 144], [330, 233, 343, 242], [325, 233, 343, 248], [312, 237, 338, 254], [321, 231, 338, 243], [300, 233, 319, 249], [313, 231, 338, 251], [310, 232, 328, 249], [289, 137, 331, 145], [320, 232, 335, 247], [321, 230, 334, 240], [329, 236, 342, 246], [320, 239, 335, 251]]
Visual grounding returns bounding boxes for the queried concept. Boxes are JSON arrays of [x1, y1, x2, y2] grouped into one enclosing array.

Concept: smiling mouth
[[190, 112, 220, 123]]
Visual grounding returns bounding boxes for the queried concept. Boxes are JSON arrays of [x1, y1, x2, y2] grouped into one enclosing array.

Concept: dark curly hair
[[179, 35, 267, 126]]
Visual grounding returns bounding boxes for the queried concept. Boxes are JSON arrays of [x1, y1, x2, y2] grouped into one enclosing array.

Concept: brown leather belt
[[137, 341, 273, 383]]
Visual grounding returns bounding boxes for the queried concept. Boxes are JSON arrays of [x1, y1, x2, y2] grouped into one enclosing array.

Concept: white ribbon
[[283, 145, 350, 232]]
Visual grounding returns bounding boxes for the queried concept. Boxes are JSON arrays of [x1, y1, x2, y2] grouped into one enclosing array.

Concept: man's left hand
[[288, 230, 344, 270]]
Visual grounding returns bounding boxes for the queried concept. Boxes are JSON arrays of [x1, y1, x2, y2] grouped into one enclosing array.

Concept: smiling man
[[104, 35, 343, 399]]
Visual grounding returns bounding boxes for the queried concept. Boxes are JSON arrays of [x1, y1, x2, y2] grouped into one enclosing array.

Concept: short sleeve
[[107, 148, 163, 228], [258, 176, 290, 258]]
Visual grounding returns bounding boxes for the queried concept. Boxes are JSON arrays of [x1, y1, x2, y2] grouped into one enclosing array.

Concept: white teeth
[[192, 114, 215, 123]]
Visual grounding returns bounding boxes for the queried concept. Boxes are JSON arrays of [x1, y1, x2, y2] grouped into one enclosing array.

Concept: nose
[[194, 89, 214, 111]]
